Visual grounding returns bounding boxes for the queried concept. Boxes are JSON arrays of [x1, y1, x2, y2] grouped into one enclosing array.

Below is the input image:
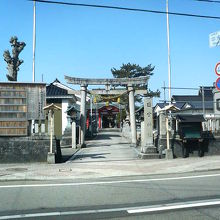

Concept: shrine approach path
[[67, 128, 139, 163]]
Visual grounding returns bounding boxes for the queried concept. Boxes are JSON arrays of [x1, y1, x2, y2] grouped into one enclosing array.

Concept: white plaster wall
[[62, 99, 69, 134]]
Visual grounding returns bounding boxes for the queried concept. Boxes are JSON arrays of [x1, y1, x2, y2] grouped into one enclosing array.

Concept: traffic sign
[[215, 62, 220, 76], [216, 78, 220, 91], [209, 31, 220, 48]]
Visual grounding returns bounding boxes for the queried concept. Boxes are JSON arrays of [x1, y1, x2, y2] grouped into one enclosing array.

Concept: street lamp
[[66, 105, 79, 148]]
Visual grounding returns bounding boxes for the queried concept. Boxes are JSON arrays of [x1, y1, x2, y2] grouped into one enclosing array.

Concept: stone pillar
[[165, 116, 173, 159], [141, 121, 145, 146], [80, 84, 87, 147], [128, 85, 137, 147], [72, 120, 76, 148], [141, 97, 156, 152], [159, 112, 166, 138], [139, 97, 159, 159]]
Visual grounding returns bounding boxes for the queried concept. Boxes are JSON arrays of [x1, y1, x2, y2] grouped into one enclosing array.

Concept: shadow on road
[[74, 153, 111, 160]]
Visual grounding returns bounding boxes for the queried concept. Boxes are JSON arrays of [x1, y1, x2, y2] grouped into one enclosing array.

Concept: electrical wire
[[28, 0, 220, 20], [195, 0, 220, 3]]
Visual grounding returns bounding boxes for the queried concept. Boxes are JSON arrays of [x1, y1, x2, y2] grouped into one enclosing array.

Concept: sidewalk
[[0, 129, 220, 181], [0, 155, 220, 181]]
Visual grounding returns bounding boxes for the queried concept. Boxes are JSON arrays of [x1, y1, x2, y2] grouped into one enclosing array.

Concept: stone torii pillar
[[65, 75, 150, 148], [80, 84, 87, 147], [128, 85, 137, 147]]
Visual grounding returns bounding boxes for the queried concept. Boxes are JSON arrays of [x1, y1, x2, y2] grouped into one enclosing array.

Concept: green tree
[[111, 63, 154, 79], [109, 63, 157, 121], [111, 63, 155, 107]]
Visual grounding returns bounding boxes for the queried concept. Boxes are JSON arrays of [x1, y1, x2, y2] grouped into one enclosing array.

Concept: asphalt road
[[1, 171, 220, 219]]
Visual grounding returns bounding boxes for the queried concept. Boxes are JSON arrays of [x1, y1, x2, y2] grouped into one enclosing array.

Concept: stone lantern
[[66, 105, 79, 148]]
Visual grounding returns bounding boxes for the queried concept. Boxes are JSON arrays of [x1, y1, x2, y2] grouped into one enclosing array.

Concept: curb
[[1, 167, 220, 182]]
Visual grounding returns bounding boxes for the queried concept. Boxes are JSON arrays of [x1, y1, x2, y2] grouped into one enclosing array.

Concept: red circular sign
[[215, 62, 220, 76], [216, 78, 220, 91]]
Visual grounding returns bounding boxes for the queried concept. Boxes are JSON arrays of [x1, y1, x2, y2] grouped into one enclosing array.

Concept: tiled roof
[[46, 84, 69, 97], [172, 93, 213, 110], [155, 102, 185, 110], [176, 114, 205, 123], [172, 95, 202, 102], [186, 101, 213, 110], [156, 103, 169, 109]]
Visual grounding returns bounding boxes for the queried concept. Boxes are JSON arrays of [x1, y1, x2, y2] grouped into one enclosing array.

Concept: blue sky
[[0, 0, 220, 101]]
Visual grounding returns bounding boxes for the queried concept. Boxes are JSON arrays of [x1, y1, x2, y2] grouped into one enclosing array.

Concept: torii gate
[[65, 75, 149, 147]]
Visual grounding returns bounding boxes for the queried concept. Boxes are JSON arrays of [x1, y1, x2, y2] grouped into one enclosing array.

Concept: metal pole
[[33, 0, 36, 82], [166, 116, 170, 150], [90, 94, 93, 137], [202, 86, 205, 116], [166, 0, 171, 102], [163, 81, 166, 103]]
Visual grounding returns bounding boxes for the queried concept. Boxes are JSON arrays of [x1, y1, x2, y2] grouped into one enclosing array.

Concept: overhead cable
[[195, 0, 220, 3], [28, 0, 220, 20]]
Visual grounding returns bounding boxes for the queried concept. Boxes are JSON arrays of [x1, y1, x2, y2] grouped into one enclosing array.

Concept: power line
[[162, 87, 213, 90], [28, 0, 220, 20], [162, 87, 199, 90], [195, 0, 220, 3]]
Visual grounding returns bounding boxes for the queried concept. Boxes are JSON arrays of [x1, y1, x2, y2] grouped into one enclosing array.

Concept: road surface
[[1, 171, 220, 219]]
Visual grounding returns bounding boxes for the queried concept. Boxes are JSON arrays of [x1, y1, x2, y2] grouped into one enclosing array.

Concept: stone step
[[144, 147, 157, 154], [138, 153, 160, 159]]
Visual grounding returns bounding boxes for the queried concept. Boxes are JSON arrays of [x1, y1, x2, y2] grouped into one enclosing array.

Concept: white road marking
[[0, 199, 220, 219], [0, 207, 128, 219], [127, 199, 220, 214], [1, 173, 220, 188]]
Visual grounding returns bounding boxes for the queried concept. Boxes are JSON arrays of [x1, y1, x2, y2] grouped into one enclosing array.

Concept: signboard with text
[[209, 31, 220, 48]]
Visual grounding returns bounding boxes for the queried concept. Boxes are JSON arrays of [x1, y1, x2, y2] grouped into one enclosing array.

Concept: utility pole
[[33, 0, 36, 83], [163, 81, 166, 104], [166, 0, 171, 103], [165, 0, 173, 159]]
